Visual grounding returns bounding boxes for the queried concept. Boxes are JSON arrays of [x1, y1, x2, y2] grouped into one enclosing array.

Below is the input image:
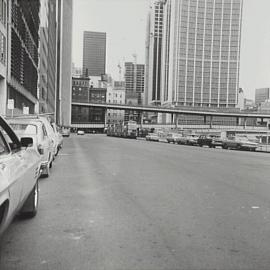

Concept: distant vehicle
[[61, 128, 70, 137], [107, 121, 137, 138], [222, 136, 258, 151], [197, 135, 223, 148], [0, 115, 41, 236], [175, 135, 188, 145], [77, 130, 85, 135], [166, 133, 182, 144], [146, 133, 159, 142], [186, 134, 199, 146], [7, 119, 54, 177]]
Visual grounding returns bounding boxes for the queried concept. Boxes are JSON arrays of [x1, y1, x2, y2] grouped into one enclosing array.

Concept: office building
[[255, 88, 270, 105], [161, 0, 243, 108], [56, 0, 73, 126], [106, 82, 125, 123], [46, 0, 57, 114], [71, 76, 106, 127], [82, 31, 106, 77], [145, 0, 165, 106], [38, 0, 49, 114], [0, 0, 7, 115], [125, 62, 145, 105], [7, 0, 40, 114]]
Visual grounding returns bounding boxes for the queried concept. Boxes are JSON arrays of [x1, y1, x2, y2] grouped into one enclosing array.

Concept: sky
[[72, 0, 270, 100]]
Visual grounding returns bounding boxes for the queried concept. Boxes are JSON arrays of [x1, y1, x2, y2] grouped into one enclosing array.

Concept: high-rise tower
[[82, 31, 106, 77], [145, 0, 165, 106], [161, 0, 243, 108]]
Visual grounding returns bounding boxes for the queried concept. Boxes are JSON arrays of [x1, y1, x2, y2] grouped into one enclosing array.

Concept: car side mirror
[[21, 137, 33, 148]]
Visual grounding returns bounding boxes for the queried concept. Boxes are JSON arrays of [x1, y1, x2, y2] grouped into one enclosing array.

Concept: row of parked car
[[146, 132, 259, 151], [0, 114, 65, 237]]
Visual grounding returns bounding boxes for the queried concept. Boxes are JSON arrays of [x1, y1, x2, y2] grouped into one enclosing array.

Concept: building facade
[[71, 76, 106, 128], [46, 0, 57, 114], [56, 0, 73, 126], [7, 0, 40, 115], [0, 0, 8, 115], [38, 0, 49, 114], [161, 0, 243, 108], [82, 31, 106, 77], [145, 0, 165, 106], [255, 88, 270, 106], [106, 82, 125, 123], [125, 62, 145, 105]]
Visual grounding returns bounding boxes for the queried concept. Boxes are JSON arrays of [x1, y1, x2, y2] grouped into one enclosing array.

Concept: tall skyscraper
[[125, 62, 145, 105], [82, 31, 106, 77], [56, 0, 73, 126], [160, 0, 243, 108], [145, 0, 165, 106]]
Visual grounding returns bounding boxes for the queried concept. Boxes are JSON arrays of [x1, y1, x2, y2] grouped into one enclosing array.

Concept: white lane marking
[[251, 206, 260, 209]]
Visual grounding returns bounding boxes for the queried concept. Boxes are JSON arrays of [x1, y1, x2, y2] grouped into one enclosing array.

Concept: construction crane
[[117, 63, 122, 81]]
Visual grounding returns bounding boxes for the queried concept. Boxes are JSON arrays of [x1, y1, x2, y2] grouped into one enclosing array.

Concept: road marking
[[251, 206, 260, 209]]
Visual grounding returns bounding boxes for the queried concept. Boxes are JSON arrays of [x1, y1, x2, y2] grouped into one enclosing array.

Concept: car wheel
[[43, 163, 50, 178], [222, 144, 228, 149], [20, 181, 39, 218]]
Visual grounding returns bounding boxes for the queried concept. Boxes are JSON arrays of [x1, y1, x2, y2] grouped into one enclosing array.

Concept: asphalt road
[[0, 135, 270, 270]]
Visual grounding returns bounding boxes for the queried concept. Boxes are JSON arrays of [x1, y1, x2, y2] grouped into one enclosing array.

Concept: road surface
[[0, 135, 270, 270]]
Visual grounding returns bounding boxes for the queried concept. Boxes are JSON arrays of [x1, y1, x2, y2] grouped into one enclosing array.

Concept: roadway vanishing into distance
[[0, 135, 270, 270]]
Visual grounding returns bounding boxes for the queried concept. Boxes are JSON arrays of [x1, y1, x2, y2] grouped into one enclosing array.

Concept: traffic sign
[[7, 99, 14, 110]]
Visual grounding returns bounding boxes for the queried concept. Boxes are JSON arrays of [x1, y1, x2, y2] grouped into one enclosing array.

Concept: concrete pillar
[[174, 114, 178, 129], [209, 115, 213, 129], [243, 117, 247, 129], [236, 117, 239, 126]]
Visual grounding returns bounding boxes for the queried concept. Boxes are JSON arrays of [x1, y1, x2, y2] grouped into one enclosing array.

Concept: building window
[[0, 31, 5, 65], [0, 0, 6, 26]]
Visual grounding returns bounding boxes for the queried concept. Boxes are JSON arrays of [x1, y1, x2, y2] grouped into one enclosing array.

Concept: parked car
[[51, 123, 63, 155], [186, 134, 199, 146], [61, 128, 70, 137], [0, 115, 41, 236], [77, 130, 85, 135], [197, 135, 223, 148], [145, 133, 159, 142], [222, 136, 258, 151], [175, 135, 188, 145], [166, 133, 182, 143], [7, 119, 55, 177], [31, 117, 59, 159]]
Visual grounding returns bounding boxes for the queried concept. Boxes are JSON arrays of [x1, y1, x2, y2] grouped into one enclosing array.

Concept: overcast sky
[[72, 0, 270, 99]]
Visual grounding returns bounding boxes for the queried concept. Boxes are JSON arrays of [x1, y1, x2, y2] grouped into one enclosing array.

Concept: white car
[[0, 115, 41, 236], [51, 123, 63, 155], [7, 119, 55, 177], [31, 117, 58, 159], [146, 133, 159, 142], [77, 130, 85, 135]]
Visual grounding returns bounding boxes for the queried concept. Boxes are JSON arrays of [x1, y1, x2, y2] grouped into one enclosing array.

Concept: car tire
[[43, 163, 50, 178], [20, 181, 39, 218], [222, 144, 228, 149]]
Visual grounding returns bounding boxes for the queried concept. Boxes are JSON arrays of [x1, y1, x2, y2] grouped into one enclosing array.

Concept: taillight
[[37, 144, 44, 155]]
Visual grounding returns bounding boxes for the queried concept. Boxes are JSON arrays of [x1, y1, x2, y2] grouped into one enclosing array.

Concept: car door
[[0, 128, 25, 214], [40, 124, 51, 163]]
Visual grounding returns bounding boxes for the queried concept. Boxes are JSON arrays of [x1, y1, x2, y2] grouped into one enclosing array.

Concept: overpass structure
[[72, 102, 270, 119]]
